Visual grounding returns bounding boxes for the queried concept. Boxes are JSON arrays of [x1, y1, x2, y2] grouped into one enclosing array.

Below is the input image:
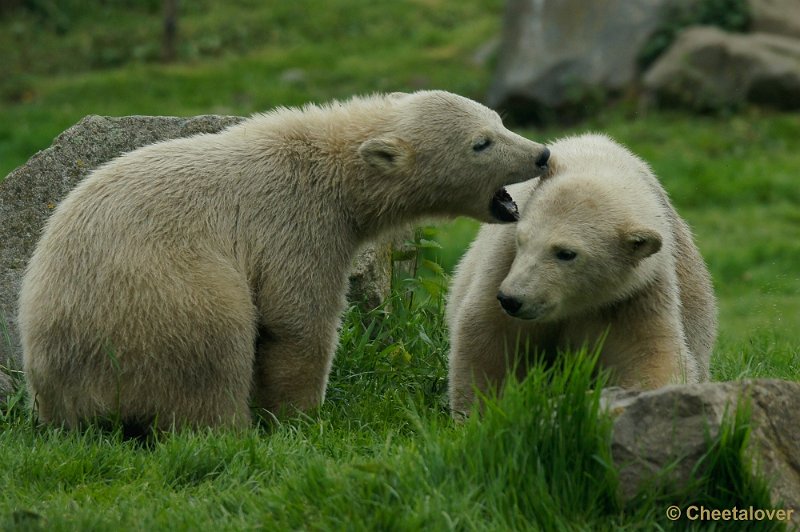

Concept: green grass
[[0, 306, 781, 530], [1, 0, 798, 529]]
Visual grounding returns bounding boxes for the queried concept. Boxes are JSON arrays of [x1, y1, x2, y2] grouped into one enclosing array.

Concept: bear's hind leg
[[155, 354, 254, 431], [96, 265, 257, 431]]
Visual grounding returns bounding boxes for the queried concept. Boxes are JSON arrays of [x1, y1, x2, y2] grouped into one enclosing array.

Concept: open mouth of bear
[[489, 187, 519, 222]]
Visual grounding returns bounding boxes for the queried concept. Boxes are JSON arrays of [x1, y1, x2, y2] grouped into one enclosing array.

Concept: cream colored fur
[[19, 90, 549, 429], [447, 133, 717, 416]]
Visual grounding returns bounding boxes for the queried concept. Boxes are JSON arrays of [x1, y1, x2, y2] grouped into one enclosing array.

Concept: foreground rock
[[0, 115, 399, 385], [603, 380, 800, 525], [643, 27, 800, 111], [488, 0, 676, 122]]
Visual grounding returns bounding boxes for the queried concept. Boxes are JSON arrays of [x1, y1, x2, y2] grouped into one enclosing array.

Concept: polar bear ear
[[358, 137, 414, 172], [624, 228, 662, 261]]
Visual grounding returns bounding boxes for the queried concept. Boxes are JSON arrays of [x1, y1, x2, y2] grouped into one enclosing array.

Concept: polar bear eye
[[554, 248, 577, 261], [473, 137, 493, 152]]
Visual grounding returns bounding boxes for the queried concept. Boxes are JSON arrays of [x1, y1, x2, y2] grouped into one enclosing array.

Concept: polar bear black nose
[[497, 291, 523, 315], [535, 147, 550, 169]]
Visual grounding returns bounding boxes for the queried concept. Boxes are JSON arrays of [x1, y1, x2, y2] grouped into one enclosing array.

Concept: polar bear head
[[358, 90, 551, 223], [496, 134, 671, 321]]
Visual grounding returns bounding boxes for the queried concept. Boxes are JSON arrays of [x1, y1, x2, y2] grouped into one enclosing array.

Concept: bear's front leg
[[449, 312, 523, 417], [251, 318, 341, 417], [600, 313, 694, 389]]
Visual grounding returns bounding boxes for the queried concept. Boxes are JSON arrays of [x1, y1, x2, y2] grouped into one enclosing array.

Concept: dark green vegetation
[[1, 0, 797, 529]]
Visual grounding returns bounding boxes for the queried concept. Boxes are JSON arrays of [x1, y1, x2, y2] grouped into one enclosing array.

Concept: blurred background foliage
[[0, 0, 505, 176]]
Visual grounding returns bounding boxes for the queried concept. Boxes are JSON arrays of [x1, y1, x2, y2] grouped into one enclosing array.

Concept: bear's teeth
[[490, 187, 519, 222]]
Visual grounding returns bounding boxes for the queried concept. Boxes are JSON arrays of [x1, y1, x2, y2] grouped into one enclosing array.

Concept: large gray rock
[[0, 115, 399, 388], [749, 0, 800, 39], [488, 0, 677, 122], [604, 380, 800, 525], [643, 26, 800, 111]]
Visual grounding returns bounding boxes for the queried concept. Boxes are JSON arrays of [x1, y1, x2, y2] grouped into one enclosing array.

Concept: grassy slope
[[1, 0, 797, 529]]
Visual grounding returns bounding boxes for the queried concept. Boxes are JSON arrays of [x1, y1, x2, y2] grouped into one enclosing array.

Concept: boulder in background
[[488, 0, 677, 123], [749, 0, 800, 39], [643, 27, 800, 111]]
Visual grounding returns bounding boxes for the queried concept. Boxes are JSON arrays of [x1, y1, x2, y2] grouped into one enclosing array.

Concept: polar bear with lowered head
[[447, 133, 716, 416], [19, 90, 551, 430]]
